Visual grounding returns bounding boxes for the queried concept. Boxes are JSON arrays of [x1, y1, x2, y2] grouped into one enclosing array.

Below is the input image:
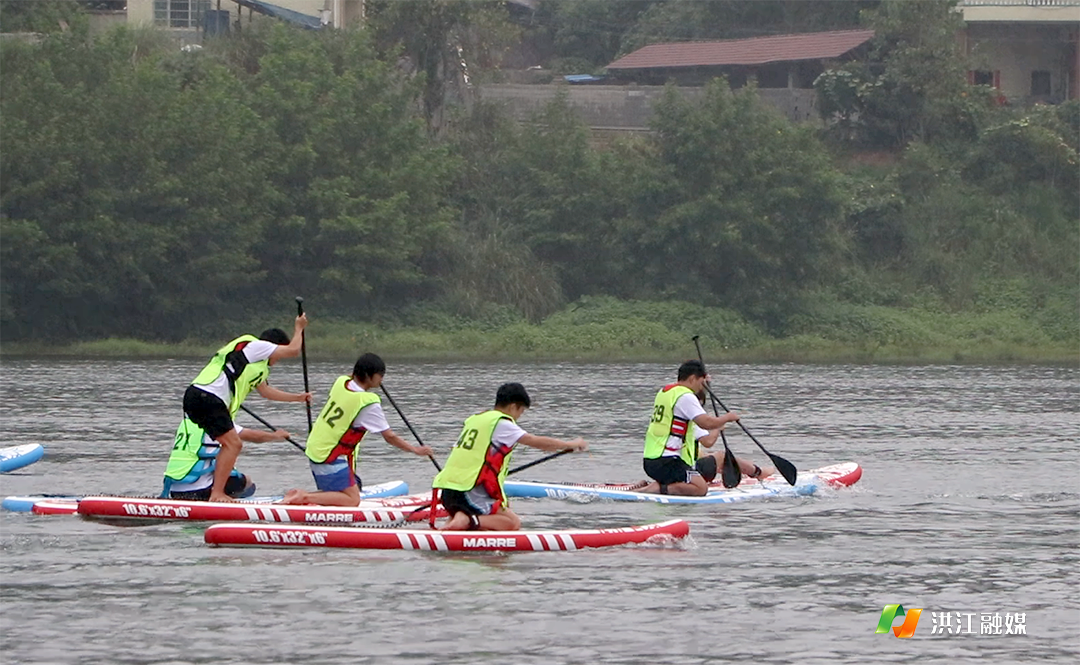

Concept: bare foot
[[439, 513, 471, 532], [280, 489, 306, 505], [208, 492, 238, 503]]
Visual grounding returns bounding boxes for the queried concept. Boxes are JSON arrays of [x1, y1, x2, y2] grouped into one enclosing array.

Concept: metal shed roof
[[607, 29, 876, 69]]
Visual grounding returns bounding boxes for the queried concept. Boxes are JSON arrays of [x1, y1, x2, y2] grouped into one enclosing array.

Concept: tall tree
[[366, 0, 518, 133], [815, 0, 978, 147]]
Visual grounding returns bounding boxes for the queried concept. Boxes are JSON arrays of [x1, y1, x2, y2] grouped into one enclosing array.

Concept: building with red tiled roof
[[605, 29, 876, 89]]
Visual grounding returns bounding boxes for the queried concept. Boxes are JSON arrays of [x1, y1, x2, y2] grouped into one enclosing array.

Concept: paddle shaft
[[691, 338, 798, 485], [380, 384, 441, 472], [296, 297, 313, 433], [507, 449, 573, 476], [700, 384, 773, 457], [691, 335, 742, 488], [238, 404, 306, 452]]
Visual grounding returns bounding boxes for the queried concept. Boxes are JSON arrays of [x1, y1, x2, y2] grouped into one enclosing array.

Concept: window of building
[[1031, 70, 1051, 96], [154, 0, 210, 28], [973, 71, 994, 86]]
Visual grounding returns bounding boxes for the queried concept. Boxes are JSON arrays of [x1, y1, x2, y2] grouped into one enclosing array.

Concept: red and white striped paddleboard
[[73, 495, 445, 524], [204, 519, 690, 552]]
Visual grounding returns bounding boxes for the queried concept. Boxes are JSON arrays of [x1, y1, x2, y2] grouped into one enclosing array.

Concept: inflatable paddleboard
[[204, 519, 690, 552], [6, 480, 412, 514], [74, 495, 445, 524], [502, 462, 861, 504], [0, 444, 44, 473]]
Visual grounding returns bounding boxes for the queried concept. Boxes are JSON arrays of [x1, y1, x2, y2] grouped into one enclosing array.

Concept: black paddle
[[692, 335, 798, 486], [691, 335, 742, 488], [507, 448, 574, 476], [380, 384, 442, 472], [238, 404, 306, 453], [296, 297, 313, 433]]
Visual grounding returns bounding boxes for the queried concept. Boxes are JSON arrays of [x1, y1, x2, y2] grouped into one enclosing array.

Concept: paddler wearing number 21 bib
[[282, 353, 433, 507], [433, 382, 589, 532]]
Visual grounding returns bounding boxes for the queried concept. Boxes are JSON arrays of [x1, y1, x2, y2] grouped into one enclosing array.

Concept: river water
[[0, 359, 1076, 664]]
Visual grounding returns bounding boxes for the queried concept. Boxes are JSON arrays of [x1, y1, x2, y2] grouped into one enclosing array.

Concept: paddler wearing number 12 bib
[[432, 382, 589, 532], [281, 353, 433, 507]]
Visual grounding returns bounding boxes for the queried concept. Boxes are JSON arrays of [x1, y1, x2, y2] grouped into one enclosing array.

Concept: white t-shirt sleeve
[[491, 420, 527, 449], [673, 393, 707, 423], [353, 402, 390, 433], [242, 340, 278, 363], [692, 423, 707, 441]]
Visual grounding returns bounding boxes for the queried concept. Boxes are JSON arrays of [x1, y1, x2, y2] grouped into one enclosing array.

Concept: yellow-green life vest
[[164, 417, 212, 481], [644, 384, 696, 465], [191, 334, 270, 415], [432, 410, 515, 505], [305, 376, 382, 464]]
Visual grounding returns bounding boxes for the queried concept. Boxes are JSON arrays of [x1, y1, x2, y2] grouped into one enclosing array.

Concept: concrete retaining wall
[[476, 84, 820, 131]]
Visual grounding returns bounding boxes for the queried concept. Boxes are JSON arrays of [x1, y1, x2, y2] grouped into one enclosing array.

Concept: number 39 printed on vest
[[651, 404, 666, 423]]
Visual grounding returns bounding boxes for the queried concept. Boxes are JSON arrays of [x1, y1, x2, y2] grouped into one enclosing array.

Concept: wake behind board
[[0, 444, 44, 473], [75, 495, 446, 524], [204, 519, 690, 552], [502, 462, 861, 505], [7, 480, 412, 515]]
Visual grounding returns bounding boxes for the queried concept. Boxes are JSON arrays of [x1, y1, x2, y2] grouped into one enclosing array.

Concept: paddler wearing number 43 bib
[[281, 353, 433, 507], [433, 382, 589, 532], [640, 360, 772, 497]]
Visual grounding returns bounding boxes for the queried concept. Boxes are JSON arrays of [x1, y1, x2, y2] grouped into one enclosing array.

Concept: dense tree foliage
[[0, 0, 90, 34], [0, 2, 1076, 348], [815, 0, 985, 148], [1, 24, 457, 341]]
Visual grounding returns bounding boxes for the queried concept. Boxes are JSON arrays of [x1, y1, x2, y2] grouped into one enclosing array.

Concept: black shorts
[[170, 474, 251, 501], [183, 385, 234, 439], [644, 456, 694, 486], [438, 488, 485, 517]]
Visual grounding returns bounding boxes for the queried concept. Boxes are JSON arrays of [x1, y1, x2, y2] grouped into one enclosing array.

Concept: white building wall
[[967, 23, 1076, 99]]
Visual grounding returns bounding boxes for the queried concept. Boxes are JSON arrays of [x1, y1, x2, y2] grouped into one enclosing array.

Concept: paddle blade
[[721, 448, 741, 488], [769, 453, 798, 486]]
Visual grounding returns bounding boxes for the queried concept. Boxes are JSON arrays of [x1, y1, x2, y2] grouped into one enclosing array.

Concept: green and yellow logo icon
[[876, 604, 923, 638]]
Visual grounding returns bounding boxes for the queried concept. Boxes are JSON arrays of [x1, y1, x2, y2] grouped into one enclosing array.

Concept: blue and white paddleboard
[[1, 479, 411, 513], [0, 444, 45, 474], [503, 463, 862, 505], [503, 478, 816, 504]]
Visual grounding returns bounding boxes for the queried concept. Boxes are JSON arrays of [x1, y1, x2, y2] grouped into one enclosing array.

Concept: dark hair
[[353, 353, 386, 381], [677, 360, 707, 381], [259, 328, 290, 346], [495, 382, 531, 408]]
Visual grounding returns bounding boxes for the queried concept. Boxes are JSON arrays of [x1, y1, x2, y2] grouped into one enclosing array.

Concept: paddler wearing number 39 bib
[[433, 382, 589, 532], [640, 360, 747, 497], [281, 353, 433, 507]]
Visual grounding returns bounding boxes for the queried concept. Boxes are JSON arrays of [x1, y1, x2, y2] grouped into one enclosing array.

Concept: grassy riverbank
[[3, 297, 1076, 364]]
